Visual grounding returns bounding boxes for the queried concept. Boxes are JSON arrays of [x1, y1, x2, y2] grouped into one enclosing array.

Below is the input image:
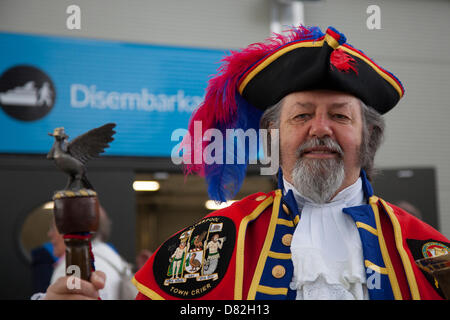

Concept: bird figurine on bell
[[47, 123, 116, 191]]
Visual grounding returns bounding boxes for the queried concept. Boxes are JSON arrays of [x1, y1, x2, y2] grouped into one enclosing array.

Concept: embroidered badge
[[422, 242, 449, 258], [406, 238, 450, 298], [153, 216, 235, 298]]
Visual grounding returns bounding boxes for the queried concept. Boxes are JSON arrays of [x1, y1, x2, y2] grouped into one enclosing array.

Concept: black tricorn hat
[[238, 26, 404, 114]]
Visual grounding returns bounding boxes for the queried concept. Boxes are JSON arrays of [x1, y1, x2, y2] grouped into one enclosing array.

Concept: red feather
[[330, 48, 358, 74]]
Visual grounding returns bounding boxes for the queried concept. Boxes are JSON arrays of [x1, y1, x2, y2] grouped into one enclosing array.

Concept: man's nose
[[308, 114, 333, 138]]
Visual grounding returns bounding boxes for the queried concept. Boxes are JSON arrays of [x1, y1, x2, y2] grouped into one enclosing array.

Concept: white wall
[[1, 0, 449, 236], [0, 0, 271, 48]]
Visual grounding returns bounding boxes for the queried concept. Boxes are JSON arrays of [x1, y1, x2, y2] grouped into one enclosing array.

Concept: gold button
[[255, 195, 267, 201], [282, 203, 290, 215], [272, 265, 286, 279], [282, 234, 292, 246]]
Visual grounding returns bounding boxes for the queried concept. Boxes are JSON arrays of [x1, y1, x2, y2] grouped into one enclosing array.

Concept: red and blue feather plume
[[180, 26, 325, 202]]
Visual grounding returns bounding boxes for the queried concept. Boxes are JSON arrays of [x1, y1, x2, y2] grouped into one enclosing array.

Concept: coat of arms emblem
[[164, 220, 226, 285], [152, 216, 235, 298]]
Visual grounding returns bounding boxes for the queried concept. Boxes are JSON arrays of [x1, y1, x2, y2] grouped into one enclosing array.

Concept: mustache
[[296, 137, 344, 158]]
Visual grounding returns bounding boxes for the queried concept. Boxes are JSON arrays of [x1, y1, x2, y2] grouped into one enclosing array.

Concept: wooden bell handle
[[64, 235, 93, 281], [53, 193, 100, 282]]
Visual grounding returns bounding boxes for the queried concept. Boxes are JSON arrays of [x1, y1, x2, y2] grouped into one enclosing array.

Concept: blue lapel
[[342, 170, 395, 300]]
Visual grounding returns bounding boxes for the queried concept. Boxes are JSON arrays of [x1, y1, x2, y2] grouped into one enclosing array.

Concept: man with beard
[[43, 26, 449, 300], [258, 90, 383, 299]]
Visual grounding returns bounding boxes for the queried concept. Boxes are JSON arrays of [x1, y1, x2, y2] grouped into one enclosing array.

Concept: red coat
[[133, 189, 449, 300]]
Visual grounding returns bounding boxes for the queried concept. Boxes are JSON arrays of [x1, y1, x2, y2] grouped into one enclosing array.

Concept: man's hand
[[43, 271, 106, 300]]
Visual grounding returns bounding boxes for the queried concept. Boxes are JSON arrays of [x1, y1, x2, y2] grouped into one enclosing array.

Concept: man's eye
[[294, 113, 310, 120], [333, 114, 349, 120]]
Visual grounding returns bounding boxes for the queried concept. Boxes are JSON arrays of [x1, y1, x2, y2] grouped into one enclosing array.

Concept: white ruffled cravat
[[283, 177, 369, 300]]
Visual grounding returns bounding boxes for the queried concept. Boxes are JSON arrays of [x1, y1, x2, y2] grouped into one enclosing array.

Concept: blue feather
[[205, 94, 263, 202]]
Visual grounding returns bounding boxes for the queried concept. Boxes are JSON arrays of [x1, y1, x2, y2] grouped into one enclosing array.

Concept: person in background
[[46, 206, 137, 300], [135, 249, 153, 272], [30, 241, 58, 293], [395, 201, 423, 220]]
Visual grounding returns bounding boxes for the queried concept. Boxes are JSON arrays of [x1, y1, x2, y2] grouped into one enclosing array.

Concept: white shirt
[[283, 178, 369, 300]]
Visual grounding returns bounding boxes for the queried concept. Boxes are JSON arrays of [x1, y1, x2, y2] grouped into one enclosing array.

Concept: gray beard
[[290, 137, 345, 204], [292, 158, 345, 204]]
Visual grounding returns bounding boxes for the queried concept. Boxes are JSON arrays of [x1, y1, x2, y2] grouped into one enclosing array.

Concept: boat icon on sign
[[0, 81, 53, 107]]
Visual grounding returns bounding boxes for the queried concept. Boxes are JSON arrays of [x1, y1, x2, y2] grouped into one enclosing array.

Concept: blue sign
[[0, 32, 227, 156]]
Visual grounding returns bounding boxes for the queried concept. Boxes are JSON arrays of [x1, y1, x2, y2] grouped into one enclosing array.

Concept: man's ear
[[367, 124, 374, 136], [368, 124, 383, 142]]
